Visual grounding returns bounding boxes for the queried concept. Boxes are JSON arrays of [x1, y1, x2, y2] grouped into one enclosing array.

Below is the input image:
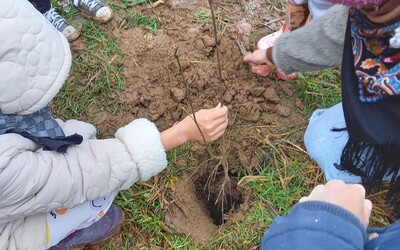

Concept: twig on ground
[[262, 17, 285, 27]]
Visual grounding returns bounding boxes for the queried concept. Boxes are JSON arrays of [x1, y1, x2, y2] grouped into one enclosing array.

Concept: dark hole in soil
[[194, 171, 243, 226]]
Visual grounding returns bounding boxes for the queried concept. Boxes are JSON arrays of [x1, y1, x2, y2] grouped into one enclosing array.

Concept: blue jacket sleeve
[[261, 201, 368, 250]]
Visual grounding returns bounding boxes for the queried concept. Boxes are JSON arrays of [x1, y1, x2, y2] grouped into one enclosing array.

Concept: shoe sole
[[79, 8, 113, 24], [66, 30, 81, 42], [89, 209, 125, 246]]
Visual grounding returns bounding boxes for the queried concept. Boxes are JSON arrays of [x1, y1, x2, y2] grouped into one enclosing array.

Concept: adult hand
[[299, 180, 372, 227], [178, 104, 228, 142], [243, 50, 275, 76]]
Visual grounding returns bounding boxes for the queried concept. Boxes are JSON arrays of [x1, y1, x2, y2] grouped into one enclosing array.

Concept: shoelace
[[47, 9, 66, 30], [79, 0, 101, 12]]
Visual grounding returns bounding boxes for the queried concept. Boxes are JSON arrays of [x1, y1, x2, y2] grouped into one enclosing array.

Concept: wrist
[[174, 121, 188, 144], [177, 117, 192, 142], [266, 47, 274, 65]]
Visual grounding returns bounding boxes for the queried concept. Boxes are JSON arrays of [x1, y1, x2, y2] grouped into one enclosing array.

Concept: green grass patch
[[120, 12, 160, 33], [194, 11, 213, 24], [111, 0, 149, 10], [262, 0, 286, 13], [53, 20, 123, 120], [191, 11, 229, 30], [114, 185, 167, 246], [293, 69, 342, 116]]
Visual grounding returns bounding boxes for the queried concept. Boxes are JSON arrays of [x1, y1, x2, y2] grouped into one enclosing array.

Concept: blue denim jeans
[[304, 103, 362, 183], [305, 103, 396, 183]]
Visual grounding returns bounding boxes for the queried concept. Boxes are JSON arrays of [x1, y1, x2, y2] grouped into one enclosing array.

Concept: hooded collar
[[0, 0, 71, 115]]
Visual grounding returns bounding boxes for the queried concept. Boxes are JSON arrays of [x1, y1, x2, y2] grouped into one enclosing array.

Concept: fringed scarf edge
[[334, 138, 400, 216]]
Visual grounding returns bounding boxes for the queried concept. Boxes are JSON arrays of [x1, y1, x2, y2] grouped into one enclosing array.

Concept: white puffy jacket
[[0, 1, 167, 249]]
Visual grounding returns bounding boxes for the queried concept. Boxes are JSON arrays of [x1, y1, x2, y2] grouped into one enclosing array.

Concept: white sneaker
[[44, 7, 80, 42], [73, 0, 113, 23]]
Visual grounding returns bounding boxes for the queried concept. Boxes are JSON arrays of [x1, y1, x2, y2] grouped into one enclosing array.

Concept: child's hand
[[243, 50, 275, 76], [244, 50, 269, 65], [178, 104, 228, 142], [299, 180, 372, 227]]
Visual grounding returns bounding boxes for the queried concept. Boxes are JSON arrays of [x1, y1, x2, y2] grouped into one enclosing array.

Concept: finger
[[247, 61, 256, 68], [210, 117, 229, 134], [208, 129, 225, 142], [363, 199, 373, 227], [209, 106, 228, 120], [258, 65, 271, 76], [210, 126, 228, 141], [307, 184, 325, 198], [207, 120, 228, 140], [353, 184, 366, 197], [201, 111, 228, 130], [326, 180, 346, 187], [243, 53, 253, 62], [311, 184, 325, 192], [326, 179, 346, 186], [252, 65, 271, 76], [210, 115, 229, 128], [299, 196, 309, 203], [251, 66, 260, 74]]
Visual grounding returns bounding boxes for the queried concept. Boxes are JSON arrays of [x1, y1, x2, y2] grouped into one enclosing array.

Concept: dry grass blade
[[237, 175, 268, 186], [262, 134, 289, 188], [265, 200, 279, 217]]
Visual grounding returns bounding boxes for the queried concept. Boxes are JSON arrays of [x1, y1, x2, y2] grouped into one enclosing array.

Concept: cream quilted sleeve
[[0, 118, 167, 223]]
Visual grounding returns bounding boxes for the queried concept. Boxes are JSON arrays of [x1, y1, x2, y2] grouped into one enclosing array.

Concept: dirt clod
[[263, 87, 280, 104], [171, 87, 186, 102]]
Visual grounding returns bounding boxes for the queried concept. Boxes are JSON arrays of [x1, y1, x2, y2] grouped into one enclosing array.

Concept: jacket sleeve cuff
[[293, 201, 367, 233], [115, 118, 168, 181], [261, 200, 367, 249]]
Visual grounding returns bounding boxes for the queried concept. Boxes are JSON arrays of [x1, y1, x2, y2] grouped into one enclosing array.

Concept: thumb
[[243, 52, 252, 62], [363, 199, 372, 227]]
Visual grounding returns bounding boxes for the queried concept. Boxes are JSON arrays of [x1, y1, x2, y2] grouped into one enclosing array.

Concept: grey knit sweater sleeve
[[273, 5, 349, 74]]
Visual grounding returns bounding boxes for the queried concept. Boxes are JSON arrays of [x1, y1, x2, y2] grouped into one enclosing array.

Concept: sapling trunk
[[174, 0, 232, 223], [208, 0, 231, 215]]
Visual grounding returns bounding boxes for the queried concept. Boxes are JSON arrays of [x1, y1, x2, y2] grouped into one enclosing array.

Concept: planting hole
[[194, 172, 243, 225]]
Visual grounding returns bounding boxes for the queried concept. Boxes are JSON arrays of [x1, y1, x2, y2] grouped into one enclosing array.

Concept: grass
[[195, 11, 213, 24], [118, 0, 149, 8], [294, 69, 342, 116], [263, 0, 286, 14], [120, 12, 161, 33], [192, 11, 229, 31], [52, 20, 123, 121]]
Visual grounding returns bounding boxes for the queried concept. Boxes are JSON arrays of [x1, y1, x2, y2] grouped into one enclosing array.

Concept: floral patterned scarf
[[351, 9, 400, 102]]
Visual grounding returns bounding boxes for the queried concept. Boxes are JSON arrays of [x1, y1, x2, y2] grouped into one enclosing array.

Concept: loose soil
[[72, 0, 309, 245]]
